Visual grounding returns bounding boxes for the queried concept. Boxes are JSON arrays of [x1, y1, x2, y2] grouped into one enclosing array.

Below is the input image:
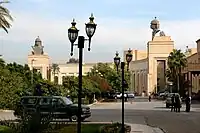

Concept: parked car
[[116, 92, 135, 99], [165, 93, 182, 108], [127, 93, 135, 98], [116, 93, 128, 99], [14, 96, 91, 122]]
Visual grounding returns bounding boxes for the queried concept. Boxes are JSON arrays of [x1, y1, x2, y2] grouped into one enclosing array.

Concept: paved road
[[0, 101, 200, 133], [89, 101, 200, 133]]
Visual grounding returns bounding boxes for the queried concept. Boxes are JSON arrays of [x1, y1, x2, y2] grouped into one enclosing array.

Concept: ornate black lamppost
[[113, 49, 132, 133], [68, 14, 97, 133]]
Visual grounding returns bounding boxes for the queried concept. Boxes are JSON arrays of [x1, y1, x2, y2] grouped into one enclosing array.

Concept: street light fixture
[[126, 48, 133, 71], [68, 13, 97, 133], [113, 49, 133, 133]]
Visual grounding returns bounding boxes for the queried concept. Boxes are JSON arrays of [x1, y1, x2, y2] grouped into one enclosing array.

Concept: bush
[[0, 125, 14, 133], [58, 124, 106, 133], [102, 99, 117, 102], [99, 123, 131, 133]]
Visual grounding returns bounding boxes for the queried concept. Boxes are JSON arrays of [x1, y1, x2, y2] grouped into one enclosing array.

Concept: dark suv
[[14, 96, 91, 122]]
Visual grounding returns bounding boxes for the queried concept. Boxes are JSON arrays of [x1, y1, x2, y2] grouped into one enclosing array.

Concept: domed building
[[28, 36, 50, 80], [27, 36, 113, 84]]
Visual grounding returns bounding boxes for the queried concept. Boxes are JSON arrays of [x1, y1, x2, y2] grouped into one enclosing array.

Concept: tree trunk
[[177, 74, 180, 93], [177, 68, 181, 93]]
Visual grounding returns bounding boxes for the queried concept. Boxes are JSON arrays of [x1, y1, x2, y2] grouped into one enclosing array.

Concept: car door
[[22, 97, 38, 114], [38, 97, 52, 115], [52, 98, 67, 119]]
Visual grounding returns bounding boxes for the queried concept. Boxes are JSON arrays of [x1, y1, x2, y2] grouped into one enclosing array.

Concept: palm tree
[[167, 49, 187, 93], [51, 63, 60, 83], [0, 0, 13, 33]]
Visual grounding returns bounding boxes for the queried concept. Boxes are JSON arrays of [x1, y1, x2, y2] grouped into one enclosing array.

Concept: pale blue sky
[[1, 0, 200, 64]]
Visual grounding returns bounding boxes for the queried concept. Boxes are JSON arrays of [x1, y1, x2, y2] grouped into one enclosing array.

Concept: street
[[0, 100, 200, 133], [89, 100, 200, 133]]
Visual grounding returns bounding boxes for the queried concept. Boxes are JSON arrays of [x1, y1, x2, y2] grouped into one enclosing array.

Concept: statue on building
[[150, 17, 166, 40], [67, 58, 79, 63], [185, 46, 191, 57], [32, 36, 44, 55]]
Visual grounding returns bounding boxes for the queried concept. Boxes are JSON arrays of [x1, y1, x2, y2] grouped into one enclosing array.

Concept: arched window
[[62, 76, 65, 85], [54, 76, 58, 84]]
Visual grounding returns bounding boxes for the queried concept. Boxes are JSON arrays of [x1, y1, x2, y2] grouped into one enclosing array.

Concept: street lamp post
[[113, 49, 132, 133], [68, 14, 97, 133]]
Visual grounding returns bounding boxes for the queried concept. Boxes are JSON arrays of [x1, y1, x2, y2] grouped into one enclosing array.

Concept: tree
[[166, 49, 187, 92], [88, 63, 131, 92], [51, 63, 59, 83], [0, 0, 13, 33], [0, 67, 25, 109]]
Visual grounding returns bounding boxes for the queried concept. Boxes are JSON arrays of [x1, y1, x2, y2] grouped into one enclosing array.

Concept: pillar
[[188, 72, 192, 97]]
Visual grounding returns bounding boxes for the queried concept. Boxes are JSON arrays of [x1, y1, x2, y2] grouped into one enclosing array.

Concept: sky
[[1, 0, 200, 64]]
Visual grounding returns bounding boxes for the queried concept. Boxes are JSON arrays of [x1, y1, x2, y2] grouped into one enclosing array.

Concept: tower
[[147, 17, 174, 93], [28, 36, 50, 80]]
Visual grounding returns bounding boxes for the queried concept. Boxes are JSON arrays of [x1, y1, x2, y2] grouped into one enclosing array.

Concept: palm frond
[[0, 0, 13, 33]]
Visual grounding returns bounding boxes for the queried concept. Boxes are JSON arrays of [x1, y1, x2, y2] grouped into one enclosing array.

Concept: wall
[[53, 62, 113, 85], [129, 59, 148, 94], [28, 53, 50, 79], [147, 36, 174, 93]]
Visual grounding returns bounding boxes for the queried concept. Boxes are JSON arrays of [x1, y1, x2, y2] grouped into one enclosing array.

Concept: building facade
[[182, 40, 200, 95], [28, 37, 113, 84], [127, 18, 174, 95], [28, 36, 50, 80]]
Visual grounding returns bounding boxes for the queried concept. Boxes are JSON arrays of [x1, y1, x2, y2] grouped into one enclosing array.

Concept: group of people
[[171, 93, 191, 112], [171, 94, 181, 112]]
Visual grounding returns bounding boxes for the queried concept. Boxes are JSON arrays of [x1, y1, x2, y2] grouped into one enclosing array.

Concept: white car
[[116, 93, 127, 98], [127, 93, 135, 98]]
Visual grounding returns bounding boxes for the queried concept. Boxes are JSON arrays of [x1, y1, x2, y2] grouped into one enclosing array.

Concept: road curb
[[126, 123, 165, 133], [87, 102, 98, 107], [0, 109, 13, 113]]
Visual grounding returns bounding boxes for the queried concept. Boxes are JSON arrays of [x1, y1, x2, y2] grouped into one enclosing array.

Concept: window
[[62, 97, 73, 105], [39, 98, 51, 105], [22, 98, 37, 105], [52, 98, 65, 106]]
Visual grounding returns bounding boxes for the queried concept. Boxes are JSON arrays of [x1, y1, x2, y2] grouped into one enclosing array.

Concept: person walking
[[171, 94, 175, 112], [148, 92, 151, 102], [175, 95, 181, 112], [185, 93, 191, 112]]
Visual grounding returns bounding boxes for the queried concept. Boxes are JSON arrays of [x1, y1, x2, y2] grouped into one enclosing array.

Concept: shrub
[[99, 122, 131, 133]]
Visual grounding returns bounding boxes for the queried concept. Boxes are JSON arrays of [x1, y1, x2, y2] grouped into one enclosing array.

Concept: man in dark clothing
[[171, 94, 175, 112], [185, 95, 191, 112], [175, 95, 181, 112]]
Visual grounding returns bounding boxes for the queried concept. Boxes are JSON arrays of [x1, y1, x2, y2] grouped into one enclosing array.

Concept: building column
[[137, 71, 140, 94], [197, 74, 200, 92], [188, 72, 192, 97]]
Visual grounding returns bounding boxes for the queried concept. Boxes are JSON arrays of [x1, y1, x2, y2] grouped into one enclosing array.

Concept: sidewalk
[[127, 123, 165, 133], [82, 122, 165, 133]]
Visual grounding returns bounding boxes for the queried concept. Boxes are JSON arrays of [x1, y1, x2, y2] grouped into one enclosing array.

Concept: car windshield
[[62, 97, 73, 105]]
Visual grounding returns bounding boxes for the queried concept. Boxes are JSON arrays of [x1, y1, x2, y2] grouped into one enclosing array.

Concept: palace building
[[125, 18, 174, 95], [27, 36, 113, 84]]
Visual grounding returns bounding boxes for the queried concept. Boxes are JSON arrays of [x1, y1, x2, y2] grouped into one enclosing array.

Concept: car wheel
[[166, 104, 169, 108], [70, 115, 78, 122]]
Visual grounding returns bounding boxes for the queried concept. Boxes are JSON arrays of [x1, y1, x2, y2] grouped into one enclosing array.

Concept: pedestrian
[[148, 92, 151, 102], [175, 95, 181, 112], [171, 94, 175, 112], [185, 93, 191, 112]]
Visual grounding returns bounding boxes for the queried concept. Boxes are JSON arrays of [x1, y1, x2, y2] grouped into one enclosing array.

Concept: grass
[[0, 123, 109, 133], [0, 125, 13, 133], [58, 124, 108, 133]]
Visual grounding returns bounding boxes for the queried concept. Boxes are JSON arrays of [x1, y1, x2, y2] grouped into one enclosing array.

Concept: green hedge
[[0, 125, 14, 133]]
